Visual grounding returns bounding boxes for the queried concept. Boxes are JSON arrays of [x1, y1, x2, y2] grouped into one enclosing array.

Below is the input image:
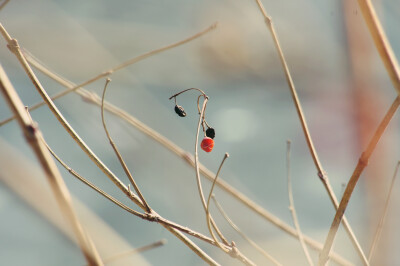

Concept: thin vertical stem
[[287, 141, 314, 266], [0, 64, 103, 266], [253, 1, 368, 264], [368, 161, 400, 261]]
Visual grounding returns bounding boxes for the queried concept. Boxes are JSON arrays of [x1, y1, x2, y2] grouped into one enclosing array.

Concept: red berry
[[201, 137, 214, 152]]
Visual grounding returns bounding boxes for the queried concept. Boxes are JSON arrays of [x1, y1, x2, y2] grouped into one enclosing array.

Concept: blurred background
[[0, 0, 399, 265]]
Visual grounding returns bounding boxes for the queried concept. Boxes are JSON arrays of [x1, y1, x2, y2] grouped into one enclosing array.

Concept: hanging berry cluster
[[169, 88, 215, 152]]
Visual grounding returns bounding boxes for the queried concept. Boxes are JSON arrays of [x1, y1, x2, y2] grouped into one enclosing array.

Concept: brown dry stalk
[[286, 141, 314, 266], [24, 52, 352, 266], [0, 24, 223, 265], [212, 196, 282, 266], [253, 1, 368, 264], [102, 239, 167, 264], [100, 78, 151, 213], [0, 23, 217, 127], [319, 0, 400, 262], [368, 161, 400, 261], [0, 65, 103, 265]]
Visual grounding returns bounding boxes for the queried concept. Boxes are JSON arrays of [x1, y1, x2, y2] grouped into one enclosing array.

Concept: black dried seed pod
[[174, 105, 186, 117], [206, 127, 215, 139]]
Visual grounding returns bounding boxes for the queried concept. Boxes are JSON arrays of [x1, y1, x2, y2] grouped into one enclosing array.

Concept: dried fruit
[[174, 105, 186, 117], [201, 137, 214, 152], [206, 127, 215, 139]]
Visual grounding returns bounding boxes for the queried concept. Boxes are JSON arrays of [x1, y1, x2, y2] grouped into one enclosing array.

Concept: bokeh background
[[0, 0, 400, 265]]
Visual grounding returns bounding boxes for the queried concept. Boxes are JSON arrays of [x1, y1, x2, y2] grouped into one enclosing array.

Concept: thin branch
[[368, 161, 400, 261], [286, 141, 314, 266], [0, 0, 10, 11], [319, 0, 400, 263], [212, 196, 282, 266], [24, 52, 352, 266], [206, 153, 230, 253], [43, 134, 230, 257], [0, 65, 103, 266], [100, 78, 151, 213], [0, 22, 146, 209], [102, 239, 167, 264], [43, 139, 147, 219], [253, 1, 368, 264], [0, 24, 222, 265], [0, 23, 217, 127], [319, 96, 400, 265]]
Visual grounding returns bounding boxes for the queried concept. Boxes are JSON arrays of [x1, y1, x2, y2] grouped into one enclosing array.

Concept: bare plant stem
[[0, 24, 223, 265], [101, 78, 151, 213], [24, 52, 352, 266], [0, 23, 217, 127], [368, 161, 400, 261], [0, 0, 10, 11], [206, 153, 230, 253], [102, 239, 167, 264], [0, 65, 103, 266], [212, 196, 282, 266], [286, 141, 314, 266], [319, 0, 400, 263], [319, 97, 400, 265], [253, 1, 368, 264]]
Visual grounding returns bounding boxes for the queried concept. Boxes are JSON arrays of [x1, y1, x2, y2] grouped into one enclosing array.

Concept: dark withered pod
[[206, 127, 215, 139], [174, 105, 186, 117]]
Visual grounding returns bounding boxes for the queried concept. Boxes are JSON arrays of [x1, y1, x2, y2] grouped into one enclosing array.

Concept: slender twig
[[43, 139, 147, 219], [102, 239, 167, 264], [24, 52, 352, 266], [206, 153, 230, 253], [356, 0, 400, 96], [319, 97, 400, 265], [0, 0, 10, 11], [286, 141, 314, 266], [253, 1, 368, 264], [101, 78, 151, 213], [0, 24, 222, 265], [0, 65, 103, 266], [319, 0, 400, 263], [368, 161, 400, 261], [194, 97, 254, 266], [0, 23, 145, 209], [0, 23, 217, 127], [212, 196, 282, 266]]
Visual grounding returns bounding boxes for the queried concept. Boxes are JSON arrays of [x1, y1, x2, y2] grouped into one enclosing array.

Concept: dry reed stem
[[319, 97, 400, 265], [24, 53, 352, 266], [100, 78, 151, 213], [0, 0, 10, 11], [286, 141, 314, 266], [368, 161, 400, 261], [0, 22, 145, 209], [319, 0, 400, 263], [253, 1, 368, 264], [206, 153, 231, 253], [194, 97, 254, 266], [102, 239, 167, 264], [0, 65, 103, 265], [0, 23, 217, 127], [212, 196, 282, 266], [0, 24, 223, 265]]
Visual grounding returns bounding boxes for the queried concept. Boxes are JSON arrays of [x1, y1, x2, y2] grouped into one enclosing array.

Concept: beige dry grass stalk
[[0, 65, 103, 265], [253, 1, 368, 264], [286, 141, 314, 266], [319, 0, 400, 263], [21, 50, 352, 266]]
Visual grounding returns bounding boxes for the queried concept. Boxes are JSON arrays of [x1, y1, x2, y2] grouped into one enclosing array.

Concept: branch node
[[359, 152, 369, 167], [228, 241, 239, 258], [6, 38, 19, 54]]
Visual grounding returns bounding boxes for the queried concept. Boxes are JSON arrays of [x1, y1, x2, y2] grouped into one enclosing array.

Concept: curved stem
[[253, 1, 368, 264], [101, 78, 151, 213]]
